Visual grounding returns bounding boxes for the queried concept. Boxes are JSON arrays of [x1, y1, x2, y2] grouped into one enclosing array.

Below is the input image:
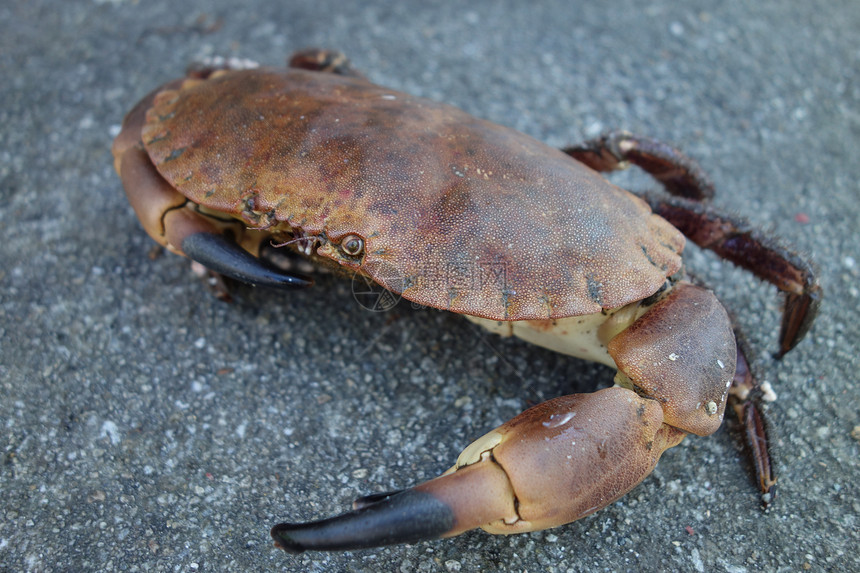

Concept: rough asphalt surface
[[1, 1, 858, 571]]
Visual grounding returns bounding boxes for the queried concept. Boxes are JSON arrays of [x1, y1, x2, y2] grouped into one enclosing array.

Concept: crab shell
[[131, 68, 685, 321]]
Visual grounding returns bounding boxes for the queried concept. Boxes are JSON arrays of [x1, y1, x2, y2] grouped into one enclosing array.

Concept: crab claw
[[271, 387, 686, 553], [112, 91, 312, 290], [181, 232, 313, 289]]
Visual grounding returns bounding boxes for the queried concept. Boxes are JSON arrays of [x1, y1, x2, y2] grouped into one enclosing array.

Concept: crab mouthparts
[[270, 231, 322, 256]]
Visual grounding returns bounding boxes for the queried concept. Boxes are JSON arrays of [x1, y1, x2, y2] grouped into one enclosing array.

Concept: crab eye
[[340, 234, 364, 257]]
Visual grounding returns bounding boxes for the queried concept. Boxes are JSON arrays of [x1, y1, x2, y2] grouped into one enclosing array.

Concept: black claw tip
[[182, 232, 313, 289], [270, 523, 308, 554], [270, 489, 455, 553]]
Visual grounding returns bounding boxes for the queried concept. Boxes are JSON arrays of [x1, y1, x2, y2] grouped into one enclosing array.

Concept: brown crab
[[112, 50, 820, 553]]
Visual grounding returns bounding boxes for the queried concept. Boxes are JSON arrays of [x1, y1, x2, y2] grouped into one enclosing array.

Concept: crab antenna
[[181, 232, 313, 289], [271, 489, 455, 553], [269, 234, 321, 256]]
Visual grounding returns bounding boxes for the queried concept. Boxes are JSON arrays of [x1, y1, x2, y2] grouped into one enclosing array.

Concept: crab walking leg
[[562, 131, 716, 201], [271, 387, 686, 553], [730, 338, 778, 500], [643, 194, 821, 357]]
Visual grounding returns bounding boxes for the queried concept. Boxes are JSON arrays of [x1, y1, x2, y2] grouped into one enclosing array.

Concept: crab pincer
[[272, 388, 685, 552], [112, 75, 313, 289], [272, 281, 737, 551]]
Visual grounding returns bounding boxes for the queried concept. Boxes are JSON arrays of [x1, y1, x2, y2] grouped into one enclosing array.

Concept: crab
[[112, 50, 820, 554]]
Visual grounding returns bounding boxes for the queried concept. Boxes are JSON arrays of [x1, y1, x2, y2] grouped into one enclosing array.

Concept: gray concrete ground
[[1, 1, 858, 571]]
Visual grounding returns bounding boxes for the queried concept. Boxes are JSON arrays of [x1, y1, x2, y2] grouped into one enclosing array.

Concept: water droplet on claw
[[542, 411, 575, 428]]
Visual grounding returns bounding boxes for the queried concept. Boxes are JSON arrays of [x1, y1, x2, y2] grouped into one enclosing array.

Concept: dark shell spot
[[163, 147, 187, 163], [586, 275, 603, 307], [640, 245, 657, 267]]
